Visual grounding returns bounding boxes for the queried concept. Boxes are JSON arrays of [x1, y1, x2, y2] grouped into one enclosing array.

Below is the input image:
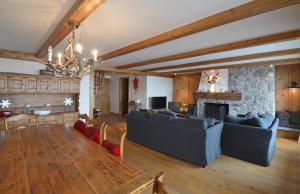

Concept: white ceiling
[[0, 0, 76, 53], [0, 0, 300, 72]]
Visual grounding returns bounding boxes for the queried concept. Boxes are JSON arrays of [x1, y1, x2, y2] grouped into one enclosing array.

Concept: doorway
[[119, 77, 129, 115]]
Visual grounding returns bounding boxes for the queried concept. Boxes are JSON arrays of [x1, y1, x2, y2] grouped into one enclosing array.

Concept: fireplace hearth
[[205, 103, 229, 121]]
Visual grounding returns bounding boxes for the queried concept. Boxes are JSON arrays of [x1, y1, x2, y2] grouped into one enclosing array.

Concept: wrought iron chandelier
[[38, 20, 98, 77]]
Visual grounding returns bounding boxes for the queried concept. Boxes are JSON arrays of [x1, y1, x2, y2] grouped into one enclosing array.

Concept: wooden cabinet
[[0, 73, 80, 94], [72, 80, 80, 93], [7, 76, 26, 92], [26, 77, 36, 92], [61, 80, 73, 93], [51, 79, 61, 93], [0, 75, 7, 92], [37, 78, 52, 92]]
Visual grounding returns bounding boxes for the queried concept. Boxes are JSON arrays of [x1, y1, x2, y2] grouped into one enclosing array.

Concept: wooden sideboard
[[0, 72, 80, 94], [0, 112, 79, 130]]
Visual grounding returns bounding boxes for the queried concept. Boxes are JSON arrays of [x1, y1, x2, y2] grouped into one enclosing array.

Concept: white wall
[[0, 57, 91, 115], [110, 73, 147, 114], [146, 76, 173, 109], [79, 75, 91, 116], [0, 58, 45, 74], [198, 69, 228, 92]]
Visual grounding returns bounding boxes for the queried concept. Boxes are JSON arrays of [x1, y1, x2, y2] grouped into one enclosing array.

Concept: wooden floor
[[100, 114, 300, 194]]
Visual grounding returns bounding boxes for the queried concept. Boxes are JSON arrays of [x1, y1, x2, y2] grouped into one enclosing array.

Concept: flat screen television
[[151, 96, 167, 109]]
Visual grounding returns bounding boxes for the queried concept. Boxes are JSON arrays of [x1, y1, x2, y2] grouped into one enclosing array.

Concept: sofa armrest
[[221, 122, 274, 166], [204, 122, 224, 165]]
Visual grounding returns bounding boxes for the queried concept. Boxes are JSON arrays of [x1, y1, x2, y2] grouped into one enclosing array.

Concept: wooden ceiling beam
[[0, 49, 46, 62], [36, 0, 106, 57], [101, 0, 300, 61], [117, 29, 300, 69], [95, 65, 174, 78], [163, 58, 300, 74], [143, 48, 300, 72]]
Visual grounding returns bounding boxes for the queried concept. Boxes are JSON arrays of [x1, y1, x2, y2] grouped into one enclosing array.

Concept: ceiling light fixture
[[37, 20, 100, 78]]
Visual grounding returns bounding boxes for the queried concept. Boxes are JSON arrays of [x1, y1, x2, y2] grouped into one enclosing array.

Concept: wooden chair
[[101, 123, 127, 159], [152, 172, 168, 194], [5, 114, 37, 131], [78, 114, 90, 124]]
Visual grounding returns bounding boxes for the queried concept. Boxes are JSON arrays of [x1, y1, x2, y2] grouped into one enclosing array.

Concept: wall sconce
[[289, 81, 299, 93]]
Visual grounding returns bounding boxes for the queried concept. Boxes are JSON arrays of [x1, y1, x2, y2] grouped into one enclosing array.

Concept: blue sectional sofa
[[221, 114, 279, 166], [125, 111, 224, 167]]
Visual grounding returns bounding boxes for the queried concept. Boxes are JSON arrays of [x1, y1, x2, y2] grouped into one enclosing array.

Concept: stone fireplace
[[205, 103, 229, 120], [197, 65, 275, 117]]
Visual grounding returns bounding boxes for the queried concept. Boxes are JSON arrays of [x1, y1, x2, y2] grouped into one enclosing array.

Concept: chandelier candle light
[[38, 20, 99, 77]]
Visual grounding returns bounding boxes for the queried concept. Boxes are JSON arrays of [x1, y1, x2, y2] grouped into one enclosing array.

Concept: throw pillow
[[148, 112, 172, 122], [73, 120, 86, 133], [188, 116, 215, 127], [259, 113, 274, 128], [157, 110, 177, 119], [172, 118, 208, 129], [225, 115, 248, 124], [130, 110, 148, 119], [246, 117, 268, 129]]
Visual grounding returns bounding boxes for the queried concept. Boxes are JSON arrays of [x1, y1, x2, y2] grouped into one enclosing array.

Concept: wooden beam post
[[36, 0, 106, 57]]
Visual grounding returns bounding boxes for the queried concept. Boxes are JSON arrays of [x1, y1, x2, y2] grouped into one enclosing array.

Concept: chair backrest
[[153, 172, 168, 194], [101, 123, 127, 159], [78, 114, 90, 124]]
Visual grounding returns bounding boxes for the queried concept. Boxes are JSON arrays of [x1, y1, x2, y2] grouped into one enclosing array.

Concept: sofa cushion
[[168, 102, 181, 113], [259, 113, 274, 128], [148, 112, 172, 122], [237, 111, 258, 118], [172, 118, 208, 129], [130, 110, 148, 119], [189, 116, 215, 127], [288, 111, 300, 125], [157, 110, 177, 119], [225, 115, 248, 124], [246, 117, 268, 129]]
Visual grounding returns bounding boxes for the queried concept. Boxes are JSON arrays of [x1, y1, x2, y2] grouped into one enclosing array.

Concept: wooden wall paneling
[[7, 76, 26, 92], [289, 64, 300, 111], [25, 76, 37, 92], [51, 79, 61, 93], [173, 75, 189, 104], [188, 74, 201, 104], [72, 80, 80, 93], [36, 78, 52, 92], [61, 80, 73, 93], [0, 74, 7, 92], [275, 64, 300, 111]]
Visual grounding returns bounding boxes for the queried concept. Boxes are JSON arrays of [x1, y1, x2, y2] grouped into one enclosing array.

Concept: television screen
[[151, 97, 167, 109]]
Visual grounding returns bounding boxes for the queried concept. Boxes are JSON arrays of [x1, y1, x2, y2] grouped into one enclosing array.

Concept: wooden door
[[37, 78, 51, 92], [51, 79, 60, 93], [25, 77, 36, 92], [72, 80, 80, 93], [0, 75, 7, 92], [7, 76, 26, 92], [119, 78, 129, 115], [61, 80, 72, 93], [96, 78, 110, 114]]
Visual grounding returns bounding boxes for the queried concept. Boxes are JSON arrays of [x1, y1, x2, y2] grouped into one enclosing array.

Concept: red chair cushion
[[84, 127, 100, 144], [101, 140, 121, 156], [74, 120, 86, 133]]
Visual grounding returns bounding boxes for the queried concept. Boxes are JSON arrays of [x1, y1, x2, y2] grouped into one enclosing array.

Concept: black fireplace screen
[[205, 103, 229, 121]]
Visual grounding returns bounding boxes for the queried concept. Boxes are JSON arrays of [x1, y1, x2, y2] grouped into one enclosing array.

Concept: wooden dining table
[[0, 124, 153, 194]]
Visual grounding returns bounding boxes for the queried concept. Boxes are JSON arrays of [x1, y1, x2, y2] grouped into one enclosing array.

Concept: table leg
[[4, 118, 8, 131]]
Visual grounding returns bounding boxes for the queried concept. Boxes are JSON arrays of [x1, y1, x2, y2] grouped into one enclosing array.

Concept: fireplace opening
[[205, 103, 229, 121]]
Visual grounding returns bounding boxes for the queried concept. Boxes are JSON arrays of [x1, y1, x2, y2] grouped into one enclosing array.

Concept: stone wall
[[197, 65, 275, 116]]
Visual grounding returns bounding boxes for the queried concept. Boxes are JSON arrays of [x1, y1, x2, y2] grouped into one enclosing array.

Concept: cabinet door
[[0, 75, 7, 92], [37, 78, 51, 92], [60, 80, 72, 93], [51, 79, 61, 93], [7, 76, 26, 92], [26, 77, 36, 92], [72, 80, 80, 93]]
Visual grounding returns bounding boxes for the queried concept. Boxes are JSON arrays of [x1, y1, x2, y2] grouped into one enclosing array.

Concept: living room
[[0, 1, 299, 194]]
